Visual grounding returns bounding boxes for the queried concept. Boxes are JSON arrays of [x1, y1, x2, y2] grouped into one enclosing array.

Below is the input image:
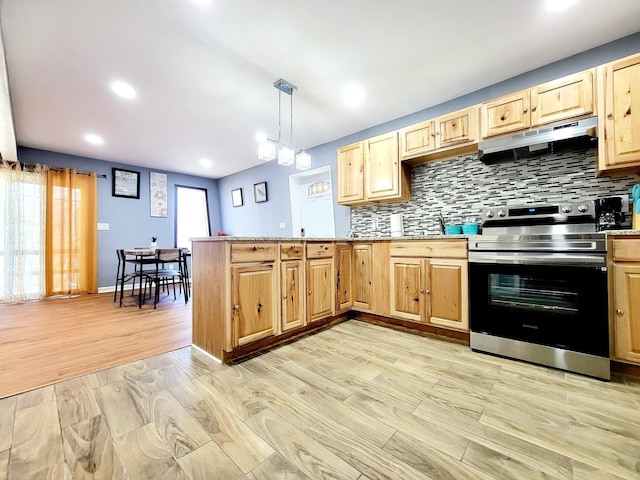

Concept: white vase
[[150, 241, 157, 250]]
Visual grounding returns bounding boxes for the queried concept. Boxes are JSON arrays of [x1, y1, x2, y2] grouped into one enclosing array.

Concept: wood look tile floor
[[2, 320, 640, 479]]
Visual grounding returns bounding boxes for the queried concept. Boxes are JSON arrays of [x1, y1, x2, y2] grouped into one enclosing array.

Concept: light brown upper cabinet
[[598, 53, 640, 172], [366, 131, 408, 201], [337, 132, 410, 206], [481, 69, 595, 139], [530, 70, 594, 126], [336, 141, 365, 204], [399, 106, 479, 161], [480, 90, 531, 138]]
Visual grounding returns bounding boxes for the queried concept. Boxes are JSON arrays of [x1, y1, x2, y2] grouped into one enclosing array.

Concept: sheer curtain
[[46, 168, 98, 295], [0, 161, 47, 302]]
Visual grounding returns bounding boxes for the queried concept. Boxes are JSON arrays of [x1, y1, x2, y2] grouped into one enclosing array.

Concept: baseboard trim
[[611, 360, 640, 379], [352, 311, 470, 345], [218, 313, 351, 364]]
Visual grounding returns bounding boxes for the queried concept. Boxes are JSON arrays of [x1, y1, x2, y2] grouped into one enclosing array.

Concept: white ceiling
[[1, 0, 640, 179]]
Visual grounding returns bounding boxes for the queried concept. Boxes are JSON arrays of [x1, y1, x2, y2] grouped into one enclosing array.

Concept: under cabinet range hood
[[478, 116, 598, 164]]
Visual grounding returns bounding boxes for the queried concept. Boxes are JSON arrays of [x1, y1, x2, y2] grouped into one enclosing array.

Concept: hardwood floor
[[0, 291, 191, 399], [1, 316, 640, 479]]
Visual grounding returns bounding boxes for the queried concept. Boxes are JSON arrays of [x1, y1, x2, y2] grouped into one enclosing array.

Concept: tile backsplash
[[350, 149, 640, 236]]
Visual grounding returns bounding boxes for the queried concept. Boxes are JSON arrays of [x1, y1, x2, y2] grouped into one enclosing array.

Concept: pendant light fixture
[[257, 79, 311, 170]]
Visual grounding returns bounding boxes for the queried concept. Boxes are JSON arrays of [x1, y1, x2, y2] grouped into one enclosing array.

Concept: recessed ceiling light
[[111, 81, 136, 99], [545, 0, 579, 12], [343, 83, 366, 108], [84, 134, 104, 145], [199, 158, 213, 168]]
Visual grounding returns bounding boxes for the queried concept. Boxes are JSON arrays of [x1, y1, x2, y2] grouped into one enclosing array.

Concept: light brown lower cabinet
[[231, 264, 277, 346], [611, 237, 640, 365], [353, 243, 373, 310], [281, 259, 305, 332], [336, 243, 353, 313], [306, 257, 335, 323], [427, 259, 469, 331], [191, 239, 467, 363], [390, 256, 468, 331]]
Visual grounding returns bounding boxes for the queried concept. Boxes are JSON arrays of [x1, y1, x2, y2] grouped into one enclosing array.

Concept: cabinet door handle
[[283, 294, 287, 299], [616, 309, 624, 315], [420, 288, 424, 293], [607, 113, 614, 120], [233, 304, 239, 312], [531, 105, 537, 112], [523, 108, 529, 114], [308, 290, 312, 295], [425, 289, 430, 294]]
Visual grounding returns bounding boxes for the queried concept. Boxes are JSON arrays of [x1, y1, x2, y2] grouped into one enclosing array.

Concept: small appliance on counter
[[390, 213, 404, 237], [595, 196, 630, 231]]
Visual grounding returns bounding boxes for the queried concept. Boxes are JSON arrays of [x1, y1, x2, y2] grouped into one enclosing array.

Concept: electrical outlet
[[279, 222, 286, 230], [97, 222, 109, 230], [371, 217, 378, 230]]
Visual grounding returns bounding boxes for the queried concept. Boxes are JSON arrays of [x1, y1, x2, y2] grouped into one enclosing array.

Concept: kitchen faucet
[[436, 213, 445, 234]]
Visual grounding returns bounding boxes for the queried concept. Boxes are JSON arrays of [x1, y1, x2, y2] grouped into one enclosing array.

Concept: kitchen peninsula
[[191, 236, 469, 363]]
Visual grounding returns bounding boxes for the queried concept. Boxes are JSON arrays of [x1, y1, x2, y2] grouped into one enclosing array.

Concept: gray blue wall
[[217, 32, 640, 237], [18, 147, 221, 289]]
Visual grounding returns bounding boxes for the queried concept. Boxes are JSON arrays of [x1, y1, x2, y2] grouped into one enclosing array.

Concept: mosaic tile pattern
[[350, 149, 640, 236]]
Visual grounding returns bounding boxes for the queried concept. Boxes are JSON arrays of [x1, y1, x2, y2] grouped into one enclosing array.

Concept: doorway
[[289, 166, 335, 238]]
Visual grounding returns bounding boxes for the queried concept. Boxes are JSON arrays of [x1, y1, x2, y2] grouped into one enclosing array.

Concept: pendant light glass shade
[[277, 145, 295, 166], [257, 140, 277, 161], [295, 151, 311, 170]]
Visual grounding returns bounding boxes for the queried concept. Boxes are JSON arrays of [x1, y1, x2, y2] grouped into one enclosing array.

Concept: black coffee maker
[[595, 196, 625, 231]]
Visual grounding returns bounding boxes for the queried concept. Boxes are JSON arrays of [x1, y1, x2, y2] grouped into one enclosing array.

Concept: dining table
[[123, 248, 191, 307]]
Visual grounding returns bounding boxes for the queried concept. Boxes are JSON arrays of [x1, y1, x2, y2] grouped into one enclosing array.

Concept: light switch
[[97, 223, 109, 231], [279, 222, 286, 230]]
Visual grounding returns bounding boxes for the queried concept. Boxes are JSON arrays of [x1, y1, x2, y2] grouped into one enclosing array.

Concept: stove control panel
[[482, 200, 596, 224]]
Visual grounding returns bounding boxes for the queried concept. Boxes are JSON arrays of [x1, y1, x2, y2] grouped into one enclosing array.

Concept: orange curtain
[[46, 168, 98, 295]]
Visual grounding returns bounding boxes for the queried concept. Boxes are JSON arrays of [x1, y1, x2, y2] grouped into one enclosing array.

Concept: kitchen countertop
[[190, 234, 471, 242], [605, 229, 640, 236], [190, 230, 640, 242]]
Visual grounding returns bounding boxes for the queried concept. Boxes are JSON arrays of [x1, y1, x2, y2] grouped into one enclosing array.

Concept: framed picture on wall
[[231, 188, 243, 207], [112, 168, 140, 199], [150, 172, 168, 217], [254, 181, 268, 203]]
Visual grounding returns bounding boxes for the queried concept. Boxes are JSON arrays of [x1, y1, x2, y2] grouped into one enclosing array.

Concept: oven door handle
[[468, 251, 607, 266]]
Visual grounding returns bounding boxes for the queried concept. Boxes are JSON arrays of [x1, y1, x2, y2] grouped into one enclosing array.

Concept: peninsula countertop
[[190, 234, 470, 242]]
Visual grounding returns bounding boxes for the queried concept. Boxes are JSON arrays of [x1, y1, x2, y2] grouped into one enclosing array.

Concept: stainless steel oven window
[[488, 273, 579, 315]]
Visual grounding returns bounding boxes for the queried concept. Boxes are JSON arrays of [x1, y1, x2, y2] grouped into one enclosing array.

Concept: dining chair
[[144, 248, 186, 308], [180, 248, 191, 302], [114, 249, 146, 307]]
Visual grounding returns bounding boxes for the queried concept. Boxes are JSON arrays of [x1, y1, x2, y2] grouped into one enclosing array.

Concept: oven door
[[469, 258, 609, 357]]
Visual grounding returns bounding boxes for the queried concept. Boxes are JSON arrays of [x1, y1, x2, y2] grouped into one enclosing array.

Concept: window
[[175, 185, 211, 249], [0, 165, 47, 302]]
